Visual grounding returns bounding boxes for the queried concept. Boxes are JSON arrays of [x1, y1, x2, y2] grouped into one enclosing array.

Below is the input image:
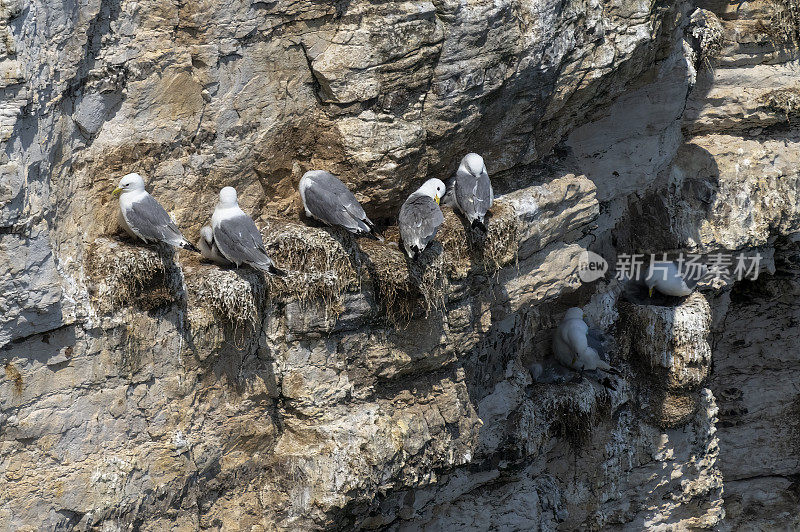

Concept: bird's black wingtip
[[365, 230, 385, 242], [183, 242, 201, 253], [269, 264, 287, 277], [600, 376, 617, 391], [471, 219, 488, 232]]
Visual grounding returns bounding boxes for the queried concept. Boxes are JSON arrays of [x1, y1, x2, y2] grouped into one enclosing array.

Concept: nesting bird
[[113, 173, 199, 252], [197, 225, 233, 266], [645, 260, 706, 297], [211, 186, 285, 275], [553, 307, 615, 373], [398, 178, 446, 259], [299, 170, 380, 239], [451, 153, 493, 231]]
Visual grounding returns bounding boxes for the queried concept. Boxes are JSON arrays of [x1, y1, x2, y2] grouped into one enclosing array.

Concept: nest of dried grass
[[480, 201, 520, 270], [761, 88, 800, 121], [688, 8, 724, 63], [184, 264, 266, 335], [758, 0, 800, 48], [85, 238, 181, 312], [437, 200, 520, 275], [263, 219, 359, 314]]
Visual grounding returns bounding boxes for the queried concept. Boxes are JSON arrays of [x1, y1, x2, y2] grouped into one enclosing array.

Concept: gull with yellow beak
[[398, 178, 446, 260], [113, 173, 199, 252]]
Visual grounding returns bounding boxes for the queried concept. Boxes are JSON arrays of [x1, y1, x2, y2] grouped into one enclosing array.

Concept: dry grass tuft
[[184, 265, 265, 333], [758, 0, 800, 48], [437, 211, 472, 279], [436, 200, 520, 277], [86, 238, 181, 312], [761, 88, 800, 121], [360, 234, 418, 326], [263, 219, 359, 314], [481, 201, 520, 271], [689, 8, 724, 62]]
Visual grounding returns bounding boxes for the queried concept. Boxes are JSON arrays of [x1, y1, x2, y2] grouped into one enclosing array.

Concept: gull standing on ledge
[[211, 187, 285, 275], [198, 225, 233, 266], [398, 178, 446, 260], [452, 153, 493, 231], [299, 170, 381, 239], [113, 173, 199, 252]]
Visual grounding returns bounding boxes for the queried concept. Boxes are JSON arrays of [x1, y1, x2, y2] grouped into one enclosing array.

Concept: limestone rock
[[1, 0, 798, 529]]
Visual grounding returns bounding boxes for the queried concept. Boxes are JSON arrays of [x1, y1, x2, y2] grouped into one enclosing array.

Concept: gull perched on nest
[[198, 225, 233, 266], [113, 173, 199, 253], [645, 260, 707, 297], [398, 178, 446, 260], [299, 170, 381, 239], [553, 307, 618, 375], [211, 186, 285, 275], [451, 153, 493, 231]]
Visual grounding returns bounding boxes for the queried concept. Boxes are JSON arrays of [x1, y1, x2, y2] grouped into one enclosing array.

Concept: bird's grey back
[[124, 194, 183, 244], [303, 172, 369, 231], [214, 213, 271, 267], [399, 194, 444, 247], [682, 263, 708, 290], [455, 168, 492, 219]]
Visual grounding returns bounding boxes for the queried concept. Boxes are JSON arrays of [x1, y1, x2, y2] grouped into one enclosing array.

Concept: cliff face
[[1, 0, 799, 529]]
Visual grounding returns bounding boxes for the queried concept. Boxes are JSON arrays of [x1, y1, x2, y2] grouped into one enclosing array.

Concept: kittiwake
[[553, 307, 616, 373], [452, 153, 493, 231], [645, 260, 706, 297], [299, 170, 381, 239], [198, 225, 233, 266], [113, 173, 199, 252], [211, 186, 285, 275], [398, 178, 446, 259]]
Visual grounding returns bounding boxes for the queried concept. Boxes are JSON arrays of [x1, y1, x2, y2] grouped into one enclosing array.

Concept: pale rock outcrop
[[1, 0, 799, 529]]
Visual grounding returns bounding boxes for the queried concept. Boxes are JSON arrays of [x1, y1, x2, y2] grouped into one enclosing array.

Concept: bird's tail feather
[[251, 260, 286, 276], [599, 361, 621, 376], [362, 218, 385, 242], [182, 240, 201, 253], [268, 264, 287, 277], [471, 218, 488, 232]]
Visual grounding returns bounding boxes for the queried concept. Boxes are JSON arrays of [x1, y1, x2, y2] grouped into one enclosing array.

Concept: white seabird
[[197, 225, 233, 266], [553, 307, 615, 373], [398, 178, 446, 260], [211, 186, 285, 275], [645, 261, 706, 297], [113, 173, 199, 252], [299, 170, 380, 239], [452, 153, 493, 231]]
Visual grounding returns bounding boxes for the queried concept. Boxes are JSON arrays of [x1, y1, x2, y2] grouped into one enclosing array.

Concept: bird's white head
[[564, 307, 584, 321], [218, 186, 239, 208], [460, 153, 486, 177], [200, 225, 214, 244], [112, 173, 145, 196], [417, 178, 447, 205]]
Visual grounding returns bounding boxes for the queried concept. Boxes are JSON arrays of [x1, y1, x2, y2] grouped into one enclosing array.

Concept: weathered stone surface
[[1, 0, 799, 529]]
